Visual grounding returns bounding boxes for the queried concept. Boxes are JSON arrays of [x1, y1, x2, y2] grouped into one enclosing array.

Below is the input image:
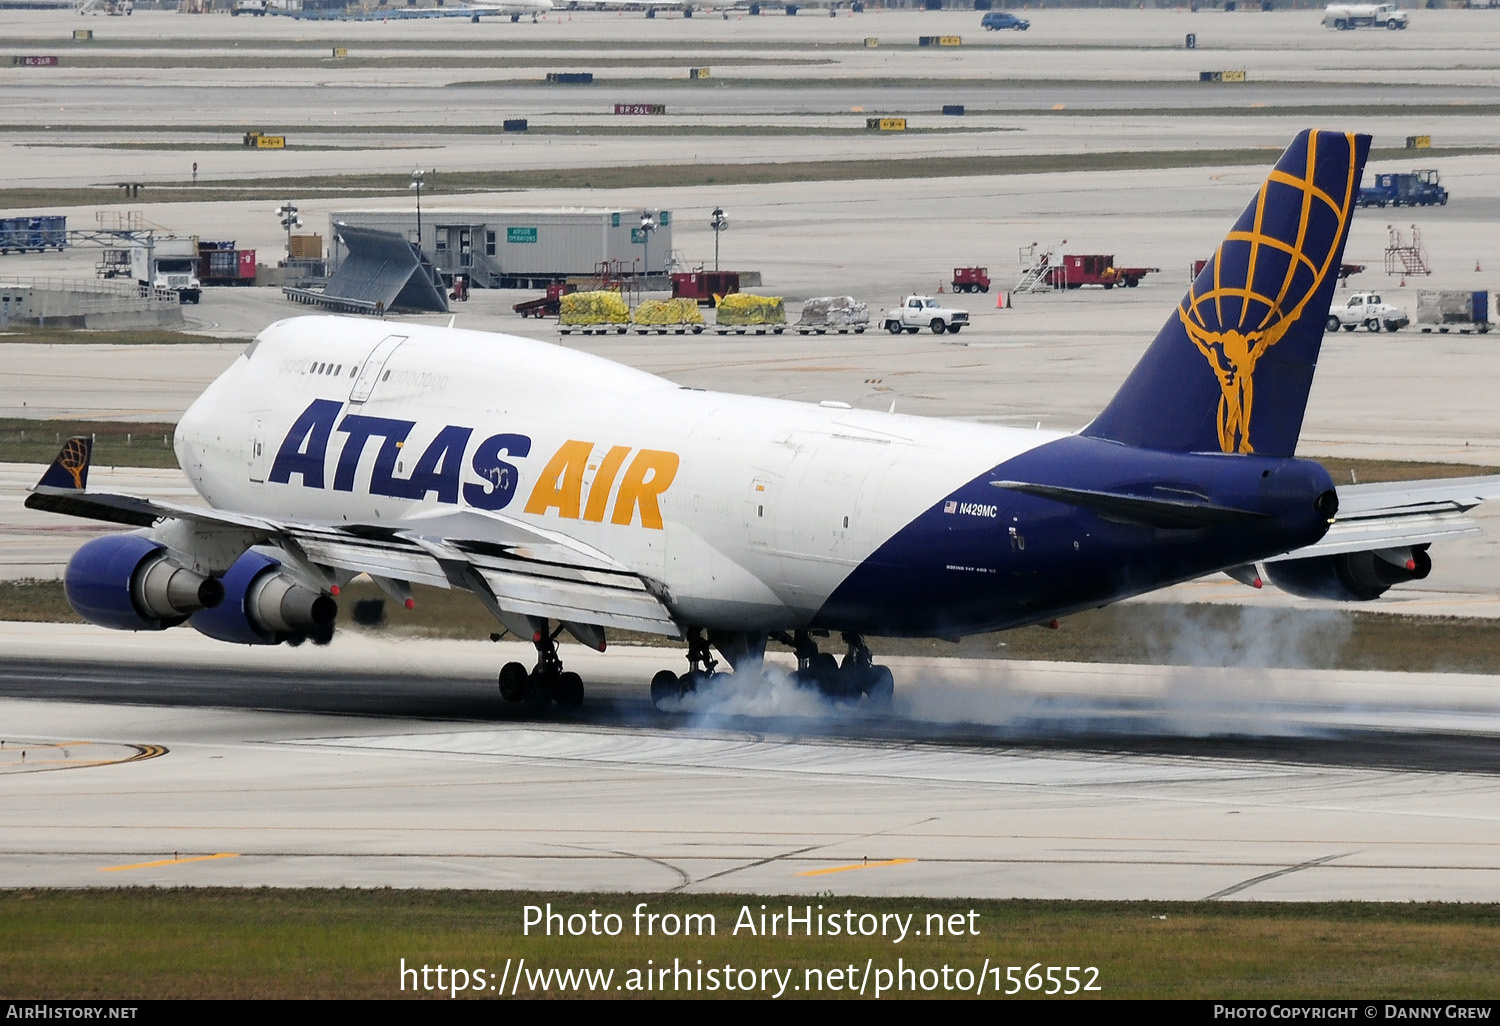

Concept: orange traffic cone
[[996, 292, 1006, 309]]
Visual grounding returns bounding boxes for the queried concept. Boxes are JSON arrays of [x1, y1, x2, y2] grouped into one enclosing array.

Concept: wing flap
[[476, 567, 678, 635]]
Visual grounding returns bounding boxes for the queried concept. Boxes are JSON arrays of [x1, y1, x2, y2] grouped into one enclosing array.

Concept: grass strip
[[0, 329, 236, 346], [5, 144, 1490, 207], [1, 890, 1498, 999], [0, 418, 181, 470]]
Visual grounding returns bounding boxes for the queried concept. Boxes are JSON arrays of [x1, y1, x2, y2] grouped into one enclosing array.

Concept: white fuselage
[[175, 316, 1061, 632]]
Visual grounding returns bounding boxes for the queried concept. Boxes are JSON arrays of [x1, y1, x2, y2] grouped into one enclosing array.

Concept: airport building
[[327, 208, 675, 289]]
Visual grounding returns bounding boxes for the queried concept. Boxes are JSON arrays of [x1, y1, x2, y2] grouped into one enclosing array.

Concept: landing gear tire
[[864, 665, 895, 707], [555, 671, 585, 710], [523, 672, 554, 712], [498, 661, 528, 703], [650, 669, 680, 708], [800, 652, 842, 695]]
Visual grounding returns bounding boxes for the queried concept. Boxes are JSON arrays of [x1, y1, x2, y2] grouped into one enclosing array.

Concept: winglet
[[34, 436, 93, 493]]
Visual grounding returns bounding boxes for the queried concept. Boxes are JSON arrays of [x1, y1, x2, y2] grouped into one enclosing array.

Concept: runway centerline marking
[[798, 858, 917, 877], [100, 853, 239, 873]]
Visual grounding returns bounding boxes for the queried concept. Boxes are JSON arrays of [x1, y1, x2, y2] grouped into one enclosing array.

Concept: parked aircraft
[[29, 131, 1500, 712]]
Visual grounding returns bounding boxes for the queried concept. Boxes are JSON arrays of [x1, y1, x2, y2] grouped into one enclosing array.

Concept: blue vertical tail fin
[[34, 436, 93, 492], [1083, 130, 1369, 457]]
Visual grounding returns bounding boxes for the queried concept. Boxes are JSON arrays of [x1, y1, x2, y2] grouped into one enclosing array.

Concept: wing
[[26, 439, 681, 639], [1265, 475, 1500, 562]]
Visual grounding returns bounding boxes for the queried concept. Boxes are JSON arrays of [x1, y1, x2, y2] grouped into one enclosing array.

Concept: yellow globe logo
[[1182, 133, 1358, 454]]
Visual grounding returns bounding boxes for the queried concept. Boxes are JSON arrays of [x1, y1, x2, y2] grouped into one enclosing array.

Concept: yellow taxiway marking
[[100, 853, 239, 873], [797, 858, 916, 878], [1, 741, 167, 774]]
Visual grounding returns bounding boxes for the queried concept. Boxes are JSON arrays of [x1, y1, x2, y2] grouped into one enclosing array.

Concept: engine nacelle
[[188, 549, 337, 645], [64, 534, 225, 631], [1264, 546, 1432, 602]]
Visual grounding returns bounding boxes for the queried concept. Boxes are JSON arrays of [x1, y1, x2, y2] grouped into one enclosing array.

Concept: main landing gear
[[497, 620, 584, 712], [646, 628, 895, 711], [649, 627, 725, 706], [773, 630, 894, 704]]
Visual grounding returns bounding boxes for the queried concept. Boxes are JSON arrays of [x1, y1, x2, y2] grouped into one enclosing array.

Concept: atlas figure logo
[[268, 399, 679, 529], [1181, 132, 1358, 454]]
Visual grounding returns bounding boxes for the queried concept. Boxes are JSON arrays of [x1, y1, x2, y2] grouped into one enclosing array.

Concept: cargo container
[[0, 215, 67, 254], [1416, 290, 1491, 333], [289, 234, 323, 261], [198, 242, 257, 286]]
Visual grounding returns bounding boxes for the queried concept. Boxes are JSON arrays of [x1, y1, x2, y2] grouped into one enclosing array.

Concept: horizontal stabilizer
[[990, 480, 1270, 529], [1268, 474, 1500, 560]]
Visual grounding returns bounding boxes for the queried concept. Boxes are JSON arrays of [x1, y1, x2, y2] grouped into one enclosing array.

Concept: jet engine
[[1263, 546, 1432, 602], [64, 534, 225, 631], [188, 548, 337, 645]]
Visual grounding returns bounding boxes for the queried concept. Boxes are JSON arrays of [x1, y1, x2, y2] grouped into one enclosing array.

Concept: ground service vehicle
[[883, 295, 970, 334], [1046, 254, 1158, 289], [1417, 291, 1492, 334], [1323, 3, 1408, 28], [1326, 292, 1409, 332], [1357, 170, 1447, 208], [513, 282, 576, 318], [127, 240, 201, 303], [671, 271, 740, 306], [981, 11, 1028, 29], [952, 267, 991, 294], [29, 131, 1500, 715]]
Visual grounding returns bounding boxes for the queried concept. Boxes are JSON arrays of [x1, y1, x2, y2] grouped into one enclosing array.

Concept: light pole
[[410, 169, 425, 251], [710, 206, 727, 272], [276, 201, 301, 260], [639, 211, 656, 288]]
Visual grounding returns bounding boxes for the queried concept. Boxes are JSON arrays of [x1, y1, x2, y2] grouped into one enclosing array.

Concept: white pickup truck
[[883, 295, 970, 335], [1326, 292, 1409, 333], [1323, 3, 1408, 29]]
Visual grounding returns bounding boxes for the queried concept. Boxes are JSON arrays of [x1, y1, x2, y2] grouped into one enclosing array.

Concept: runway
[[4, 624, 1500, 899]]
